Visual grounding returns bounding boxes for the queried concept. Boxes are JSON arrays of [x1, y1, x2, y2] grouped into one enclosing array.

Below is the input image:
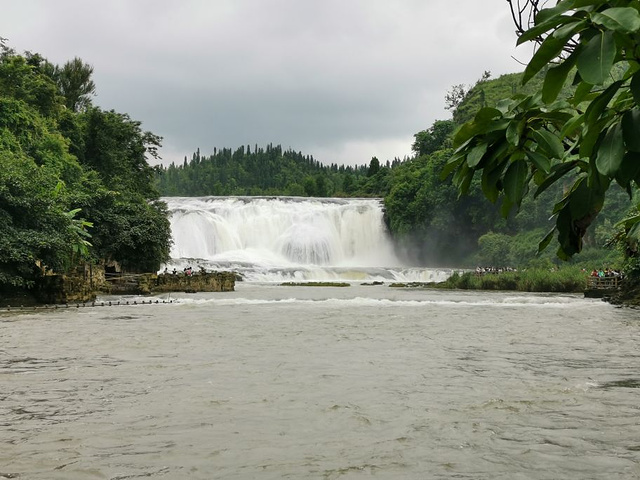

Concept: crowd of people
[[162, 266, 207, 276], [475, 266, 517, 275], [474, 266, 624, 279], [588, 268, 622, 278]]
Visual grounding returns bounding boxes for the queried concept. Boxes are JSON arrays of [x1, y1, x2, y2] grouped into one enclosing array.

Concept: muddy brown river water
[[1, 284, 639, 479]]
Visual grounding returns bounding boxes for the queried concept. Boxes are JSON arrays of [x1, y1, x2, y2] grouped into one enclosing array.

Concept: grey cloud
[[1, 0, 526, 165]]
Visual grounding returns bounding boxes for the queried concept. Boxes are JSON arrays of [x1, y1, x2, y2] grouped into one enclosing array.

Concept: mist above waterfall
[[163, 196, 456, 282]]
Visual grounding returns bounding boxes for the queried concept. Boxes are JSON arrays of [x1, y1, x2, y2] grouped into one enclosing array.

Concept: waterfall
[[163, 196, 456, 283]]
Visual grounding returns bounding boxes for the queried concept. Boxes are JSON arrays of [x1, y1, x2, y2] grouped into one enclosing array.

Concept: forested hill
[[155, 71, 545, 200], [383, 69, 631, 267], [156, 144, 404, 197]]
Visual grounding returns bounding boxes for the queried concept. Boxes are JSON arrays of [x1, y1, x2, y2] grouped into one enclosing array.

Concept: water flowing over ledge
[[163, 196, 456, 283]]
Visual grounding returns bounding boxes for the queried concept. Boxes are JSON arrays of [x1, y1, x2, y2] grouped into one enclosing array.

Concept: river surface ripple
[[1, 285, 639, 479]]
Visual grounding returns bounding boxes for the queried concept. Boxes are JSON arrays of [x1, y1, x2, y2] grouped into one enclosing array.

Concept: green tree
[[0, 53, 61, 118], [412, 120, 455, 156], [367, 156, 380, 177], [0, 44, 171, 291], [444, 84, 468, 112], [55, 57, 96, 112], [385, 148, 503, 265], [81, 107, 161, 198], [475, 232, 513, 266], [445, 0, 640, 260], [75, 108, 171, 271], [0, 154, 77, 287]]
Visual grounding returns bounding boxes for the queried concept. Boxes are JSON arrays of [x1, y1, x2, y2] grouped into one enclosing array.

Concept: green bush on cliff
[[0, 41, 172, 290]]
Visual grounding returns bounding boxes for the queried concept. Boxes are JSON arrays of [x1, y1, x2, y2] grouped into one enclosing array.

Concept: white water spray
[[163, 196, 456, 282]]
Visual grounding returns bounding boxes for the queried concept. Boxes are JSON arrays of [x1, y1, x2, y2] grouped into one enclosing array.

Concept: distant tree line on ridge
[[155, 144, 405, 198]]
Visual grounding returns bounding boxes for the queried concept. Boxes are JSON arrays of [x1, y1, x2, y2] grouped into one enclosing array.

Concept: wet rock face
[[36, 265, 107, 304], [152, 271, 236, 293], [32, 268, 236, 305]]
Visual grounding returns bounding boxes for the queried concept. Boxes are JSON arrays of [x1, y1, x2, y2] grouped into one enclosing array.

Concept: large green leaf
[[580, 118, 610, 158], [535, 0, 601, 24], [622, 109, 640, 152], [474, 107, 502, 123], [615, 152, 640, 188], [453, 116, 509, 147], [526, 150, 552, 174], [584, 80, 622, 124], [523, 29, 581, 84], [595, 123, 625, 176], [441, 151, 465, 179], [560, 112, 585, 138], [538, 227, 557, 253], [553, 18, 587, 40], [555, 206, 580, 259], [503, 160, 529, 205], [571, 77, 594, 105], [506, 119, 525, 146], [536, 111, 575, 125], [518, 15, 583, 45], [542, 49, 579, 103], [481, 165, 502, 204], [484, 139, 510, 167], [500, 195, 515, 218], [533, 129, 565, 159], [453, 123, 480, 148], [590, 7, 640, 33], [453, 161, 474, 195], [466, 142, 488, 168], [632, 70, 640, 107], [534, 160, 579, 198], [577, 30, 616, 85], [569, 176, 603, 220]]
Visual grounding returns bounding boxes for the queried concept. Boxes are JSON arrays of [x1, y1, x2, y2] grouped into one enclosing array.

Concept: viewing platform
[[584, 275, 623, 298], [586, 276, 623, 289]]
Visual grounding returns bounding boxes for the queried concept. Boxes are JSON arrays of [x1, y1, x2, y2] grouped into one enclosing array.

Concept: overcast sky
[[1, 1, 531, 166]]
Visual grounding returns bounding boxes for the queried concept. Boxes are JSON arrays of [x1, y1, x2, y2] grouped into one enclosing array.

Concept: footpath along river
[[1, 284, 639, 479]]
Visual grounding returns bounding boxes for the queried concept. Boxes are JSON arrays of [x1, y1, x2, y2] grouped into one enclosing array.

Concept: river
[[2, 284, 639, 479]]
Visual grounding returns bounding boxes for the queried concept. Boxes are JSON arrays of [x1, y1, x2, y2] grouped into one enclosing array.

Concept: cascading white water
[[163, 196, 457, 282]]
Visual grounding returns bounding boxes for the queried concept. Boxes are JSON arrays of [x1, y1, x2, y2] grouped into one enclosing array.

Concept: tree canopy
[[0, 42, 171, 291], [155, 145, 403, 198], [445, 0, 640, 260]]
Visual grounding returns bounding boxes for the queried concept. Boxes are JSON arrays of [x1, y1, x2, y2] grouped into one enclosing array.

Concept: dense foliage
[[445, 0, 640, 265], [0, 42, 171, 291], [156, 145, 402, 198], [384, 67, 631, 267], [442, 266, 588, 293]]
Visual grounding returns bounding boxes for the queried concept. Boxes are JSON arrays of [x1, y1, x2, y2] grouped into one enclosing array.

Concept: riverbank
[[1, 269, 236, 307], [601, 277, 640, 307], [434, 267, 587, 293], [401, 267, 640, 307]]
